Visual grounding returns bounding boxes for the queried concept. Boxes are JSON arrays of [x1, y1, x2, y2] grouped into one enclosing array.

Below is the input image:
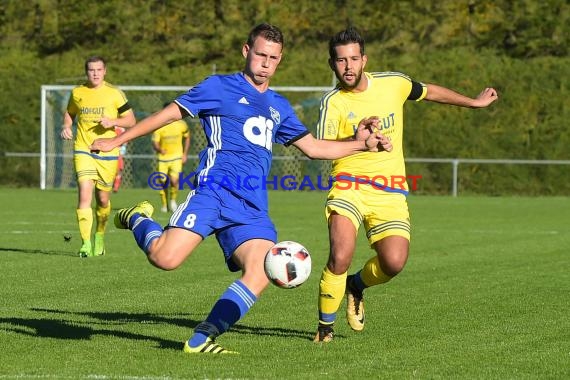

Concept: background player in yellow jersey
[[314, 27, 498, 342], [151, 103, 191, 212], [60, 56, 136, 257]]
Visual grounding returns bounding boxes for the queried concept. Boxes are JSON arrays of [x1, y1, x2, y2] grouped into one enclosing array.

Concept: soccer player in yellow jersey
[[313, 27, 498, 342], [151, 105, 191, 212], [60, 56, 136, 257]]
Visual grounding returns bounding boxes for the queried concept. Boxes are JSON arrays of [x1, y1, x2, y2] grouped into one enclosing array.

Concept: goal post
[[40, 84, 333, 190]]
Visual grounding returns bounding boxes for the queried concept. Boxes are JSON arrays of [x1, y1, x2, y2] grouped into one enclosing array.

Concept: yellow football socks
[[76, 208, 93, 243], [360, 256, 393, 287], [318, 267, 347, 320], [159, 190, 167, 209], [95, 202, 111, 233], [169, 186, 178, 205]]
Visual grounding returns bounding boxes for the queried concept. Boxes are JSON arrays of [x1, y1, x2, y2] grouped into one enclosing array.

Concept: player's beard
[[338, 69, 364, 91]]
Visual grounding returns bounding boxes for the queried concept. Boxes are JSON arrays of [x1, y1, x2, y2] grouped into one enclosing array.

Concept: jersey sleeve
[[182, 121, 190, 138], [67, 88, 79, 116], [115, 89, 132, 116], [151, 130, 160, 143], [174, 76, 221, 117], [408, 80, 427, 101], [316, 89, 342, 140], [273, 101, 310, 147]]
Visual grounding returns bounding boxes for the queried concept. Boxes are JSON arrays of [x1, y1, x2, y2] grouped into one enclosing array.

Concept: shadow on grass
[[0, 308, 318, 349], [0, 316, 182, 350], [0, 246, 75, 257]]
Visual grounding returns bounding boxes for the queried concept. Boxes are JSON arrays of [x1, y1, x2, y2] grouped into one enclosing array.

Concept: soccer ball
[[264, 241, 312, 289]]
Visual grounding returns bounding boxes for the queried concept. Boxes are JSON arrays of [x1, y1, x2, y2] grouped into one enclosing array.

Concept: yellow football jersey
[[152, 120, 190, 161], [67, 81, 131, 157], [316, 72, 427, 193]]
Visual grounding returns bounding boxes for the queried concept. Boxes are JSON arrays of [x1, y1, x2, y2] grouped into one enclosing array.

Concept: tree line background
[[0, 0, 568, 194]]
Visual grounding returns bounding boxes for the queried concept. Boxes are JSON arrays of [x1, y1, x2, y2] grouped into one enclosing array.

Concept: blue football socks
[[189, 280, 257, 347], [130, 214, 162, 253]]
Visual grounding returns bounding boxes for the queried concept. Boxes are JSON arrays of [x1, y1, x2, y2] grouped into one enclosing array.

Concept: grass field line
[[0, 375, 178, 380], [5, 221, 72, 226], [0, 229, 121, 235], [406, 227, 561, 235], [1, 230, 80, 235]]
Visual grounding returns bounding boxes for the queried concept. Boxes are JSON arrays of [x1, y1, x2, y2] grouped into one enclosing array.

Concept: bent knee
[[380, 252, 408, 277], [148, 250, 183, 271], [382, 262, 405, 277]]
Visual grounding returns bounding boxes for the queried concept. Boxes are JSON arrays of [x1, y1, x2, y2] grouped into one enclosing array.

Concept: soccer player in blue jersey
[[90, 23, 392, 354], [313, 27, 498, 343]]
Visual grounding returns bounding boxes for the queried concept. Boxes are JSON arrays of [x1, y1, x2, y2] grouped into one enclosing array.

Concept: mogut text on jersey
[[350, 111, 396, 134], [80, 106, 105, 115]]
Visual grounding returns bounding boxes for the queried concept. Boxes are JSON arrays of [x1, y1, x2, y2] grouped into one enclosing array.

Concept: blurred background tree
[[0, 0, 568, 192]]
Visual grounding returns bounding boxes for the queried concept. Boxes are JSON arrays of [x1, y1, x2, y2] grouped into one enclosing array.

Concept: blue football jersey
[[174, 72, 309, 211]]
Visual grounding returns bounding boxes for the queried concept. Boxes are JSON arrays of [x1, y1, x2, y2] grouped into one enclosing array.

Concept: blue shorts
[[167, 186, 277, 272]]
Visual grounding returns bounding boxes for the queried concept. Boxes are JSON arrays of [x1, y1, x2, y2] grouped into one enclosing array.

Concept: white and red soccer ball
[[264, 241, 312, 289]]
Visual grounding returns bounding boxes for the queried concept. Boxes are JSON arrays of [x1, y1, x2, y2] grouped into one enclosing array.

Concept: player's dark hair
[[328, 27, 365, 59], [84, 56, 106, 72], [247, 23, 284, 47]]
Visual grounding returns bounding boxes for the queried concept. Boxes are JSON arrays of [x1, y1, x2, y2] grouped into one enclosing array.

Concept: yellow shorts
[[157, 158, 183, 178], [74, 151, 118, 192], [325, 182, 411, 245]]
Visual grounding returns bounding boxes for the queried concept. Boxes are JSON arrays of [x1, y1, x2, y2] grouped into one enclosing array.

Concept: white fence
[[405, 158, 570, 196]]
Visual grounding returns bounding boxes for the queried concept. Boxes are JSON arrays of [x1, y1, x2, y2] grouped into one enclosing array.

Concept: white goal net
[[41, 85, 333, 190]]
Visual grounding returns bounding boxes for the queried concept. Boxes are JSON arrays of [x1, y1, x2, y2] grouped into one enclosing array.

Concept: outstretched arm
[[293, 117, 392, 160], [90, 103, 183, 152], [425, 84, 498, 108]]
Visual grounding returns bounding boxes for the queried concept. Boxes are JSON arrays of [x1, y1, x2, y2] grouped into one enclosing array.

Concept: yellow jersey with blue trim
[[67, 81, 131, 157], [151, 120, 190, 161], [316, 71, 427, 194]]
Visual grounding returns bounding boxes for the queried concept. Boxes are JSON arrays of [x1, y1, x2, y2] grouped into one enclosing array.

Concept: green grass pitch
[[0, 188, 568, 379]]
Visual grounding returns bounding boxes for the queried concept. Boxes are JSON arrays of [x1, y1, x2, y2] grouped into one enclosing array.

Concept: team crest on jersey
[[347, 111, 357, 120], [269, 106, 280, 125], [327, 120, 338, 137]]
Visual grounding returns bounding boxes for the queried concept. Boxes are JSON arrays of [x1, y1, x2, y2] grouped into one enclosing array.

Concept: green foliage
[[402, 47, 569, 159], [0, 0, 568, 192]]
